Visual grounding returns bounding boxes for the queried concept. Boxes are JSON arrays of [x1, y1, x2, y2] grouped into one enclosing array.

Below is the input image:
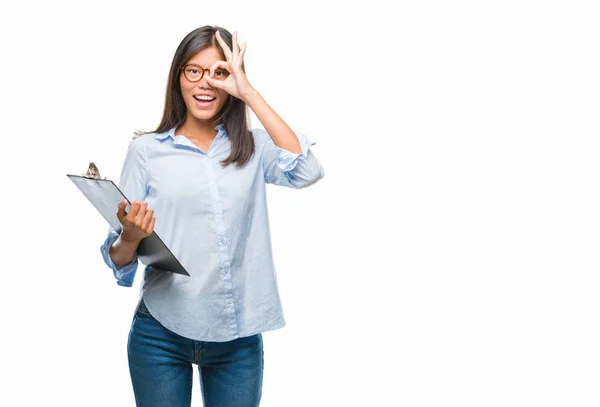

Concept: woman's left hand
[[206, 31, 255, 102]]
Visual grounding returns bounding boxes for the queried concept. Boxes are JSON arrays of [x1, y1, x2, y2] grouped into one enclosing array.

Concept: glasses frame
[[180, 64, 212, 83]]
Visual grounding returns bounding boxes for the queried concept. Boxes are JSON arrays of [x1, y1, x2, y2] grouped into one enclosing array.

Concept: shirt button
[[219, 238, 226, 245]]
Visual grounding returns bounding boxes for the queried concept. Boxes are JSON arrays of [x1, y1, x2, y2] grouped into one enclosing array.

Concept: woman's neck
[[176, 117, 219, 141]]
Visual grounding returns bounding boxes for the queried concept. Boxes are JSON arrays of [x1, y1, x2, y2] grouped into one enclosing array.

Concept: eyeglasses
[[181, 64, 230, 82]]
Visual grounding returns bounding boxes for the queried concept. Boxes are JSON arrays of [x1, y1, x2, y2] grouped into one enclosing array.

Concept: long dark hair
[[135, 25, 254, 168]]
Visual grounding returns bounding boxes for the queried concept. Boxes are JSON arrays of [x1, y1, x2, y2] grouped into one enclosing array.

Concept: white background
[[1, 0, 599, 406]]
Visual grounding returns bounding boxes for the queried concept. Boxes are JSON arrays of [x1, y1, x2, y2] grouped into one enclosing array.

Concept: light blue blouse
[[100, 124, 324, 341]]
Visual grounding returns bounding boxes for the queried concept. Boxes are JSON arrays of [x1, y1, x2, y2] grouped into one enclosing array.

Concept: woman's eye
[[215, 70, 229, 76], [189, 69, 200, 74]]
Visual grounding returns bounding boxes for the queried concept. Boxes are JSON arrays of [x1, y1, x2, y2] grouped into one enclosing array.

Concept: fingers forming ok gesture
[[206, 31, 254, 101]]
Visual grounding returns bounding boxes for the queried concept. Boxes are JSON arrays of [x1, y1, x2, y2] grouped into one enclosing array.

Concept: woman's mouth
[[193, 95, 216, 107]]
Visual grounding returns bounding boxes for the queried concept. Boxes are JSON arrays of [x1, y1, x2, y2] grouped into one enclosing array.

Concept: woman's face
[[179, 46, 229, 124]]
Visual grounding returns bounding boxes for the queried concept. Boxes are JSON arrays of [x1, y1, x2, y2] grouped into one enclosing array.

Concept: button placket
[[204, 159, 239, 337]]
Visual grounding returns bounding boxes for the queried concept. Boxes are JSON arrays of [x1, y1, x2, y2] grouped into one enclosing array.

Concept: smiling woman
[[99, 25, 324, 407], [134, 27, 256, 167]]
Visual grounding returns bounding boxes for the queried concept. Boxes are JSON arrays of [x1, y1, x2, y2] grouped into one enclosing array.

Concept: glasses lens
[[212, 69, 230, 81], [183, 66, 203, 82]]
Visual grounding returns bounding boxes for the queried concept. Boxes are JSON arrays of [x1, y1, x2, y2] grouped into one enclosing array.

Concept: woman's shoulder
[[250, 128, 271, 147], [130, 130, 168, 146]]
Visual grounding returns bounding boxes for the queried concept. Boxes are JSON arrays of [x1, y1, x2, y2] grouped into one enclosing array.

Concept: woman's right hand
[[116, 200, 156, 243]]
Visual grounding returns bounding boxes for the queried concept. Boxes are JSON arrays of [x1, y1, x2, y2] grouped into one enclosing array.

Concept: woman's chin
[[189, 110, 218, 122]]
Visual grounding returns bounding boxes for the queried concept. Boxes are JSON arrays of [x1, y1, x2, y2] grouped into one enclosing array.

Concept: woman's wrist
[[242, 87, 260, 106], [120, 230, 143, 245]]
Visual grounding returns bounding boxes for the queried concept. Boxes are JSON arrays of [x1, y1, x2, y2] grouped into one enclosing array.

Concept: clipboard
[[67, 174, 190, 276]]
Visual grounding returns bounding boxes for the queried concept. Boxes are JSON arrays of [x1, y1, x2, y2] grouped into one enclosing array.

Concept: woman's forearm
[[243, 89, 302, 154], [109, 233, 142, 269]]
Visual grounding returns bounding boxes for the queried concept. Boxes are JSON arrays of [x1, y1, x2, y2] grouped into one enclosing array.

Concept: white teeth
[[194, 95, 215, 101]]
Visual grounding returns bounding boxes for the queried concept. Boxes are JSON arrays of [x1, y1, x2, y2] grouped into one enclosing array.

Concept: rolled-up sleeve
[[257, 129, 325, 188], [101, 229, 138, 287], [99, 138, 149, 287]]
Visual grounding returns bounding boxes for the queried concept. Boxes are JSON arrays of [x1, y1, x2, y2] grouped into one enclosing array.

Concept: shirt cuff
[[276, 132, 316, 172], [100, 231, 139, 287]]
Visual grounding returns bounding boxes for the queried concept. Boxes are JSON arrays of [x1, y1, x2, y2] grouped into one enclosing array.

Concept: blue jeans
[[127, 300, 264, 407]]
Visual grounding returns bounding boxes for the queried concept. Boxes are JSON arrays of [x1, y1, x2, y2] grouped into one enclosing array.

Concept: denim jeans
[[127, 299, 264, 407]]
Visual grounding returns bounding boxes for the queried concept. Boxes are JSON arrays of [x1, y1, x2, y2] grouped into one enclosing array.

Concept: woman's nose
[[197, 69, 212, 87]]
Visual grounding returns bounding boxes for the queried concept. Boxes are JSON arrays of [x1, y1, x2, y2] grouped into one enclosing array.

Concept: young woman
[[100, 25, 324, 406]]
